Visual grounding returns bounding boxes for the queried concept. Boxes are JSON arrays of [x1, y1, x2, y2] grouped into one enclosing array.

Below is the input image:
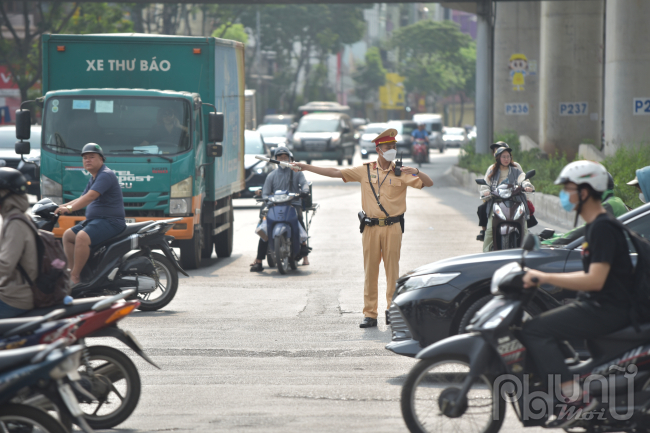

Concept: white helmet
[[554, 160, 609, 192]]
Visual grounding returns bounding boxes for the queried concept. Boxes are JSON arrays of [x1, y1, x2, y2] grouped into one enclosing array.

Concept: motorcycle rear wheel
[[0, 404, 68, 433], [401, 357, 505, 433], [275, 236, 289, 275], [267, 253, 276, 268], [78, 345, 141, 430], [137, 252, 179, 311]]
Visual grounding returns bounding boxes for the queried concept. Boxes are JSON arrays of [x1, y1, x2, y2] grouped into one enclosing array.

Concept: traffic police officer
[[291, 128, 433, 328]]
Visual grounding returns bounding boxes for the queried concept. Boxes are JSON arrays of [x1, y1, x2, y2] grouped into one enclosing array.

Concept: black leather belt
[[363, 214, 404, 227]]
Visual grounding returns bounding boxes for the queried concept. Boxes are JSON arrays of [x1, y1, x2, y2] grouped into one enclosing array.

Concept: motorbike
[[256, 189, 318, 275], [476, 170, 535, 250], [401, 233, 650, 433], [31, 198, 188, 310], [11, 290, 157, 430], [411, 138, 428, 168], [0, 339, 94, 433]]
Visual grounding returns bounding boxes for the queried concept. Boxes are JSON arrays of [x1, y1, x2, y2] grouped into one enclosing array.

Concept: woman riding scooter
[[480, 146, 534, 251]]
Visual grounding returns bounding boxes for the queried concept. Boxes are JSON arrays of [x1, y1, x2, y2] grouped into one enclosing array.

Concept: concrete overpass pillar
[[493, 2, 540, 142], [539, 1, 604, 158], [475, 0, 493, 155], [603, 0, 650, 157]]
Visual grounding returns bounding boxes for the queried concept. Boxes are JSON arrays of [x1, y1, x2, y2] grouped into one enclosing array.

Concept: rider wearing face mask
[[523, 161, 634, 428], [290, 128, 433, 328], [627, 166, 650, 205]]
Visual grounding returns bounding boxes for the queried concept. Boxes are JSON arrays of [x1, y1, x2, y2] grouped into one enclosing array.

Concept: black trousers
[[521, 300, 630, 384], [256, 207, 305, 260], [477, 202, 488, 227]]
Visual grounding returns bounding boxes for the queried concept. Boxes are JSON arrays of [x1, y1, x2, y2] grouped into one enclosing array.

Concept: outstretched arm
[[292, 162, 342, 179]]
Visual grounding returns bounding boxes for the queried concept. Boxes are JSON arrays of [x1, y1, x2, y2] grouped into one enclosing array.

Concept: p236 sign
[[559, 102, 588, 116]]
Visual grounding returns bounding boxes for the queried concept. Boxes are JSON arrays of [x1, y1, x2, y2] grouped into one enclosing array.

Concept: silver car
[[359, 123, 388, 159]]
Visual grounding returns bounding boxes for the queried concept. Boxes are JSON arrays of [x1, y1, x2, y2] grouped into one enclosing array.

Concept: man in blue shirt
[[56, 143, 126, 284], [411, 123, 429, 143]]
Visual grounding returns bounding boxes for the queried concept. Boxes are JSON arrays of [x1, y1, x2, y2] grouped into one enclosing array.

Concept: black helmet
[[274, 146, 294, 161], [0, 167, 28, 197], [494, 146, 513, 160], [490, 141, 509, 152], [81, 143, 105, 161]]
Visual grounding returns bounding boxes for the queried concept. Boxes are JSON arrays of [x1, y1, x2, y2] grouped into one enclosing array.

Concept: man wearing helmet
[[522, 160, 633, 428], [55, 143, 126, 285], [411, 123, 430, 162], [0, 168, 38, 318], [250, 147, 311, 272]]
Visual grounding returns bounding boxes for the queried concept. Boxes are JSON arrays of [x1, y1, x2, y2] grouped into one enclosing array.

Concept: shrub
[[602, 145, 650, 208]]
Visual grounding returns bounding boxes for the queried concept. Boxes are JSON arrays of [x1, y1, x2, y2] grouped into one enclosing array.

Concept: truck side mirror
[[208, 144, 223, 158], [15, 141, 31, 155], [208, 112, 224, 143], [15, 110, 31, 140]]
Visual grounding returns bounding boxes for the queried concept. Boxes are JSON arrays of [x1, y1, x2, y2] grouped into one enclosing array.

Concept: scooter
[[411, 138, 428, 168], [401, 234, 650, 433], [476, 170, 535, 250], [31, 199, 188, 310], [0, 339, 94, 433]]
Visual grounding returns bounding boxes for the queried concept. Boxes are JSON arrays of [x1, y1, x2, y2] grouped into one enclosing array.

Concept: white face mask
[[381, 149, 397, 162], [640, 192, 646, 203]]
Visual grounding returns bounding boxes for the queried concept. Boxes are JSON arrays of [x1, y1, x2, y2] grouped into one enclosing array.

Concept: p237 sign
[[633, 98, 650, 115], [559, 102, 588, 116]]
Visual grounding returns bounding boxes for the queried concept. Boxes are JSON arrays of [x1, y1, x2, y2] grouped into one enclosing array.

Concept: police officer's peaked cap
[[0, 168, 27, 196], [81, 143, 105, 160], [373, 128, 398, 147]]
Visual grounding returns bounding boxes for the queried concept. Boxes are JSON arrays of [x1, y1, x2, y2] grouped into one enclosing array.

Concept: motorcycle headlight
[[498, 188, 512, 199], [493, 204, 506, 220], [169, 198, 191, 216], [514, 203, 525, 220], [171, 177, 192, 198], [491, 262, 521, 294], [402, 272, 460, 293]]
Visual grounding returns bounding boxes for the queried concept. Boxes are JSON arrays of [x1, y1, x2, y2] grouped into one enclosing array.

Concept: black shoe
[[476, 230, 485, 241], [545, 397, 599, 428], [250, 262, 263, 272], [359, 317, 378, 328], [385, 310, 391, 325]]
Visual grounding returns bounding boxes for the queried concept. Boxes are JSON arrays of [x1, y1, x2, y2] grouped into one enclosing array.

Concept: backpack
[[3, 213, 71, 308], [600, 218, 650, 330]]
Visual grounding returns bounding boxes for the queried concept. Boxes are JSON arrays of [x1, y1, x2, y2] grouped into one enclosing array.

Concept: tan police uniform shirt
[[341, 161, 424, 219]]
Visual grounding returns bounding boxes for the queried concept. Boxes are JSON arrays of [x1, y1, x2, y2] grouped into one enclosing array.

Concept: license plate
[[59, 383, 84, 417], [124, 330, 145, 352], [125, 218, 136, 223]]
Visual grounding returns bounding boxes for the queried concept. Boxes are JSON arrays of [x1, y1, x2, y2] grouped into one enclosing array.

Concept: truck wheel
[[215, 204, 234, 258], [201, 224, 214, 259], [347, 158, 353, 165], [306, 160, 312, 165], [180, 227, 202, 270]]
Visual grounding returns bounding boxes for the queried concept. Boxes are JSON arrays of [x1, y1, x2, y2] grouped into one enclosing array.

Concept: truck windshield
[[42, 97, 191, 156]]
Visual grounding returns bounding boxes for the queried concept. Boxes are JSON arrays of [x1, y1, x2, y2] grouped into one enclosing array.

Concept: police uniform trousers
[[362, 223, 402, 319]]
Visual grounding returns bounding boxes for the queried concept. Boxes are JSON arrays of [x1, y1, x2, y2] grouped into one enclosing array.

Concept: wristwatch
[[66, 205, 72, 212]]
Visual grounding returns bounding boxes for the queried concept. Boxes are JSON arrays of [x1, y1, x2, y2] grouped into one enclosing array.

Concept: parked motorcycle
[[31, 199, 188, 310], [401, 234, 650, 433], [12, 290, 156, 429], [257, 190, 318, 275], [476, 170, 535, 250], [411, 138, 428, 168], [0, 339, 93, 433]]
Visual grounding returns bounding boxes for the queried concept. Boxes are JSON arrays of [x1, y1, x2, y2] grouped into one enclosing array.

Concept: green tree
[[353, 47, 386, 117], [212, 23, 248, 44], [390, 20, 475, 123]]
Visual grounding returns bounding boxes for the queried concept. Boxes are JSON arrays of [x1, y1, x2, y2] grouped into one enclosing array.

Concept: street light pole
[[475, 0, 493, 155]]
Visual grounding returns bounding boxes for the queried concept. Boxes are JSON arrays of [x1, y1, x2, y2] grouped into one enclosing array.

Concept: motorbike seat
[[89, 222, 154, 252], [0, 345, 47, 373], [595, 322, 650, 342], [18, 297, 104, 318]]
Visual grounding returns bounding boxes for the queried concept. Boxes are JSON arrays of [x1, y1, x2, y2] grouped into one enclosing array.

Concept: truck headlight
[[402, 272, 460, 293], [169, 198, 191, 216], [171, 177, 192, 198], [42, 175, 62, 205]]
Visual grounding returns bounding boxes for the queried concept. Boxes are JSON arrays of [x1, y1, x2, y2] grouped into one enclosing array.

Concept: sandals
[[250, 262, 263, 272]]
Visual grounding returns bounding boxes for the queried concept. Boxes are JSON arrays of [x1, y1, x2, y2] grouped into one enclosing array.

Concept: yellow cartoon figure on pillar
[[509, 53, 528, 91]]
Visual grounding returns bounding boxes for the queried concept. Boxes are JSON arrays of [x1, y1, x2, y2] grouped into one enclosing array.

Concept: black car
[[387, 202, 650, 357], [0, 125, 41, 198], [240, 130, 272, 198]]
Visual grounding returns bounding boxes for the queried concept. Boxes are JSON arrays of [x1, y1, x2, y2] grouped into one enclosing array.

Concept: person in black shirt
[[522, 160, 633, 428], [141, 107, 188, 148]]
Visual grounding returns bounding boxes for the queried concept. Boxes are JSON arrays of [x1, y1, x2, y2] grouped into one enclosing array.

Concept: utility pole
[[475, 0, 493, 154]]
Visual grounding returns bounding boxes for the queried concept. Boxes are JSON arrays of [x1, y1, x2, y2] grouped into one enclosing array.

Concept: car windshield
[[389, 122, 416, 135], [0, 128, 41, 149], [445, 128, 465, 136], [296, 118, 340, 133], [257, 124, 287, 138], [263, 115, 292, 125], [42, 96, 191, 156], [364, 125, 386, 134], [245, 132, 265, 154]]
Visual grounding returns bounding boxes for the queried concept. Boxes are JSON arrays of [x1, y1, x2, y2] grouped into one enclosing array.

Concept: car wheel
[[457, 295, 492, 334]]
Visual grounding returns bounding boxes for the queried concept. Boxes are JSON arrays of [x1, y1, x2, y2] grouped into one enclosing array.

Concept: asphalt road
[[107, 148, 553, 433]]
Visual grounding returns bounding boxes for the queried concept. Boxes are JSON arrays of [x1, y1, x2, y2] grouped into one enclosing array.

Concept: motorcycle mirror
[[525, 169, 536, 180], [475, 179, 487, 185], [522, 234, 541, 252]]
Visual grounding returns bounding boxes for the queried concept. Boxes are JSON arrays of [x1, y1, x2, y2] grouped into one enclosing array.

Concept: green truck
[[29, 33, 245, 269]]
